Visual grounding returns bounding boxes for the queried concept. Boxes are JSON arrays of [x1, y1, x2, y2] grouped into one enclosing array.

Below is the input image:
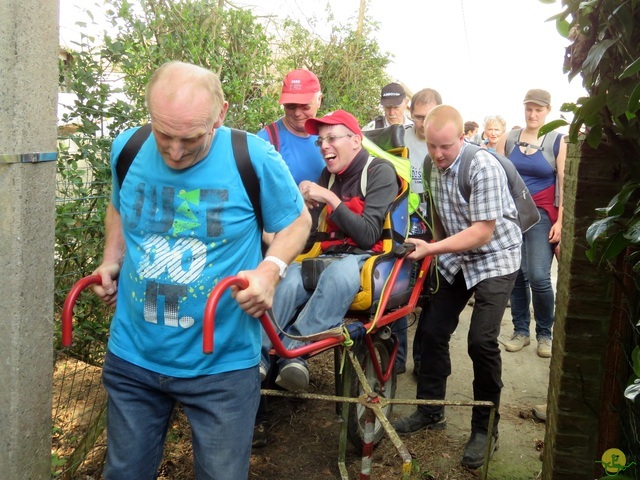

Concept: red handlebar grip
[[61, 275, 102, 347], [203, 276, 249, 354]]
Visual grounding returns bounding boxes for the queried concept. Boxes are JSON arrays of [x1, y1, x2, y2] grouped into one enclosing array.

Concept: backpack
[[264, 121, 280, 152], [504, 129, 562, 207], [114, 124, 263, 231], [327, 156, 375, 195], [425, 144, 540, 233]]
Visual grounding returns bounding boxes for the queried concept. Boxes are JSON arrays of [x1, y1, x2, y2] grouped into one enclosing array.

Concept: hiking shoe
[[504, 333, 531, 352], [252, 423, 267, 448], [532, 404, 547, 422], [275, 361, 309, 391], [461, 431, 499, 469], [392, 410, 446, 435], [537, 337, 552, 358]]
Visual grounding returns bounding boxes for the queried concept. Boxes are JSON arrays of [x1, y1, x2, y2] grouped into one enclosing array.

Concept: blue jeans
[[102, 350, 260, 480], [261, 254, 369, 368], [392, 316, 408, 368], [510, 209, 556, 339]]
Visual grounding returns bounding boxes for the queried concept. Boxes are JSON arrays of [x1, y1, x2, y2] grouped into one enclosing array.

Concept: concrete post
[[0, 0, 59, 478]]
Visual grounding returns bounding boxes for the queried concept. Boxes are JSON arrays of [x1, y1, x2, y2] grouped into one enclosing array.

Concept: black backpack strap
[[116, 123, 152, 187], [374, 115, 385, 129], [230, 128, 263, 232], [457, 144, 479, 202], [265, 122, 280, 152], [425, 146, 475, 202]]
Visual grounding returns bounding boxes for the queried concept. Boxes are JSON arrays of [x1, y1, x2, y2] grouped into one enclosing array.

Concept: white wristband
[[263, 255, 288, 279]]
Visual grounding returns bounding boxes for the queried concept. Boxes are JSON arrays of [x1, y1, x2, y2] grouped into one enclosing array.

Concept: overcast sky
[[60, 0, 587, 130]]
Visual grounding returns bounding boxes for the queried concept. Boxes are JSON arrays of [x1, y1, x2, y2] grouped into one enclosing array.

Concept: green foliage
[[543, 0, 640, 156], [51, 452, 66, 476], [632, 346, 640, 378], [550, 0, 640, 272], [585, 181, 640, 265], [99, 0, 391, 130], [101, 0, 281, 132], [56, 47, 118, 362], [275, 18, 391, 124]]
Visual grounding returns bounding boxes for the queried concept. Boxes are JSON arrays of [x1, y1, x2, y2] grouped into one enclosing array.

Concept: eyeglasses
[[314, 134, 353, 147], [283, 103, 312, 111]]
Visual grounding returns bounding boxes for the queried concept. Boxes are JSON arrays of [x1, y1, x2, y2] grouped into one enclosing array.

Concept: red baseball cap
[[279, 69, 321, 104], [304, 110, 363, 137]]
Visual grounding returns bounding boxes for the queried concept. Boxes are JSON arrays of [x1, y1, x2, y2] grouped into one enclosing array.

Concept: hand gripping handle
[[202, 276, 341, 357], [203, 276, 249, 354]]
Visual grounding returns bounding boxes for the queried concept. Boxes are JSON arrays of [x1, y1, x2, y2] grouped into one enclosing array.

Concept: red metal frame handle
[[203, 276, 249, 354], [202, 276, 345, 357], [61, 274, 102, 347]]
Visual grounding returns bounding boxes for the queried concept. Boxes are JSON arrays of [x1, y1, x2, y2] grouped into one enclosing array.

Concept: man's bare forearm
[[103, 202, 126, 266], [265, 208, 312, 264]]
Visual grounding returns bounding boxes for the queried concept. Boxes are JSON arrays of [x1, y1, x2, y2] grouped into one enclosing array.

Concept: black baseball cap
[[380, 82, 406, 107]]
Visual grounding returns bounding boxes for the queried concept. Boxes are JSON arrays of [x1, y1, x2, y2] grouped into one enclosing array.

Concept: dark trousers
[[416, 269, 517, 435]]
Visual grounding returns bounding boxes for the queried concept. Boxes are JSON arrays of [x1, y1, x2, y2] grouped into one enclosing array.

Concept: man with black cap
[[364, 82, 413, 130], [260, 110, 399, 391]]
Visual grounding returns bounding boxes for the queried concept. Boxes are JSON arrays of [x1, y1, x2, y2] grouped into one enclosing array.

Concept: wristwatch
[[263, 255, 288, 279]]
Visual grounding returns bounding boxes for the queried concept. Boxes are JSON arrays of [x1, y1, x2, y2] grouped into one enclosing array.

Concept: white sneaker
[[275, 362, 309, 391], [537, 337, 552, 358], [259, 364, 267, 382], [504, 333, 531, 352], [532, 404, 547, 422]]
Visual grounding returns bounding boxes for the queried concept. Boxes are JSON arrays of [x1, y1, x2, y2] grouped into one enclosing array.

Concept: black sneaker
[[392, 410, 446, 435], [252, 423, 267, 448], [461, 431, 498, 469]]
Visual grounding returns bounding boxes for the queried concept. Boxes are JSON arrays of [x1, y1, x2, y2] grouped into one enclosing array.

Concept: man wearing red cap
[[254, 69, 327, 447], [260, 110, 399, 391], [257, 69, 325, 185]]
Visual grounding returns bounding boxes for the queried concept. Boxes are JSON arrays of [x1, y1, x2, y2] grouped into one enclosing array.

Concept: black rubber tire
[[346, 336, 397, 452]]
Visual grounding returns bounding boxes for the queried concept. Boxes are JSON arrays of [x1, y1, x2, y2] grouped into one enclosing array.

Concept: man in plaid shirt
[[392, 105, 521, 469]]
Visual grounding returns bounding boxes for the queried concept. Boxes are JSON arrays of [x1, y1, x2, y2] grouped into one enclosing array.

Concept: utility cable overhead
[[460, 0, 472, 61]]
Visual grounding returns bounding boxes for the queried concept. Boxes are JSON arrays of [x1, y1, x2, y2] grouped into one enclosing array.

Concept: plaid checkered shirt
[[431, 143, 522, 288]]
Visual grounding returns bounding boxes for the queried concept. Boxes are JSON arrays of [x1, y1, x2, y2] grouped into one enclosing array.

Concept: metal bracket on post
[[0, 152, 57, 164]]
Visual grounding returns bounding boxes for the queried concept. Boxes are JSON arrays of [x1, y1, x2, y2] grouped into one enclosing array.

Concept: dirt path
[[392, 304, 549, 479]]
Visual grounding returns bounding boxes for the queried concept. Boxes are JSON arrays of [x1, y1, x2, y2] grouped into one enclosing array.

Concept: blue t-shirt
[[256, 118, 325, 185], [108, 126, 304, 377]]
